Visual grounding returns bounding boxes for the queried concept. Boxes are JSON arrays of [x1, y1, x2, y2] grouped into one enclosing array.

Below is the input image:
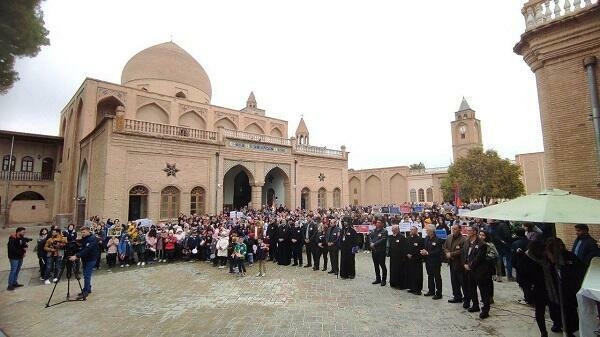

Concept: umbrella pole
[[554, 259, 568, 337]]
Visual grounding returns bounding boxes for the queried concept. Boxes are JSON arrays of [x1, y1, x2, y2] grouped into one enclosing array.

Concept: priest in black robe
[[339, 216, 357, 279], [388, 225, 408, 289], [277, 221, 291, 265]]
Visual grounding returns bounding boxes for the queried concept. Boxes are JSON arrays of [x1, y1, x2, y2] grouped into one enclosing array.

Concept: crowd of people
[[6, 203, 599, 337]]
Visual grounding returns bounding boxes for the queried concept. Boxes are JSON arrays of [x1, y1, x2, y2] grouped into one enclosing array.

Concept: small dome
[[121, 42, 212, 100]]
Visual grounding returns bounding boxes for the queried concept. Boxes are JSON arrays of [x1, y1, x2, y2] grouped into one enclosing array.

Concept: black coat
[[423, 236, 443, 266], [464, 238, 489, 280], [407, 234, 424, 262], [7, 234, 28, 260], [572, 233, 599, 266]]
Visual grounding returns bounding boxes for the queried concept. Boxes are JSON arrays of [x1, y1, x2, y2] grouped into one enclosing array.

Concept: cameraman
[[69, 226, 98, 299], [7, 227, 31, 291]]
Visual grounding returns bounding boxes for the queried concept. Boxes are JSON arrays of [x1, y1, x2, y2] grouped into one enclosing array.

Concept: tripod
[[45, 255, 86, 308]]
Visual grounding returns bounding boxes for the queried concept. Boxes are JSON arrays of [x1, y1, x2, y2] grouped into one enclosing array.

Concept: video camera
[[64, 240, 81, 257]]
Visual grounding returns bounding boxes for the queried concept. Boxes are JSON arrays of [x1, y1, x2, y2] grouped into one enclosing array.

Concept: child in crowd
[[216, 232, 229, 269], [118, 235, 133, 267], [106, 235, 119, 269], [234, 237, 247, 276], [255, 238, 268, 277]]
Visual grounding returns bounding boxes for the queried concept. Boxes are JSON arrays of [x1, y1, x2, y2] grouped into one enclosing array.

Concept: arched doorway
[[190, 186, 205, 215], [301, 187, 310, 210], [262, 167, 290, 208], [223, 165, 253, 211], [128, 185, 149, 220]]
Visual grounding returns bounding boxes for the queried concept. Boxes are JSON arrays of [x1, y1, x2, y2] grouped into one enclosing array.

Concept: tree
[[409, 162, 425, 170], [0, 0, 50, 94], [441, 148, 525, 204]]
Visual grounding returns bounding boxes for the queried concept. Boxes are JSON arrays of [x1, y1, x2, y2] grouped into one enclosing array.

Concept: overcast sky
[[0, 0, 542, 170]]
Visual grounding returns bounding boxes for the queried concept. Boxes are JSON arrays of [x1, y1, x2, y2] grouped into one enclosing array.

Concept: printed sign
[[229, 211, 237, 218], [435, 229, 448, 240], [413, 205, 424, 213], [399, 222, 412, 232], [354, 225, 370, 234], [458, 209, 471, 216], [400, 206, 412, 214]]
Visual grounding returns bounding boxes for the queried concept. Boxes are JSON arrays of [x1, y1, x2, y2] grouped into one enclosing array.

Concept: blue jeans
[[8, 259, 23, 287], [82, 260, 95, 294], [498, 247, 513, 278]]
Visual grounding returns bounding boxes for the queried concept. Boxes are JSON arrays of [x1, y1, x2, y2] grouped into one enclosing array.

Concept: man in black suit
[[302, 216, 317, 268], [464, 226, 491, 319], [420, 224, 443, 299]]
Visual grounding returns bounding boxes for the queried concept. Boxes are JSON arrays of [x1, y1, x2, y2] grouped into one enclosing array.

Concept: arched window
[[418, 188, 425, 203], [160, 186, 180, 219], [317, 188, 327, 209], [2, 155, 15, 171], [301, 187, 310, 210], [409, 189, 417, 203], [426, 187, 433, 202], [190, 186, 205, 215], [333, 188, 341, 208], [21, 156, 34, 172], [129, 185, 149, 220]]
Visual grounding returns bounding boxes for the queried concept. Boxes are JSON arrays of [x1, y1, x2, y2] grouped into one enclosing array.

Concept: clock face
[[459, 125, 466, 134]]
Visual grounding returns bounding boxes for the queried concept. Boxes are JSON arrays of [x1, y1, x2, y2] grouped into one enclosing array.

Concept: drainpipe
[[584, 56, 600, 167], [3, 135, 15, 227]]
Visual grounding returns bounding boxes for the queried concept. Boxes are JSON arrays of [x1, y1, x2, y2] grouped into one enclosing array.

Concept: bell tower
[[295, 117, 310, 145], [451, 97, 483, 161]]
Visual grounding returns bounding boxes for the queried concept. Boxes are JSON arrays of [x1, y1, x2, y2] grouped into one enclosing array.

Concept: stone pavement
[[0, 250, 572, 337]]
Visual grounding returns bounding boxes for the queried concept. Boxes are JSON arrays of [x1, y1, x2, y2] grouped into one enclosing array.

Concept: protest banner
[[399, 222, 412, 232], [414, 205, 424, 213], [400, 205, 412, 214], [229, 211, 237, 218]]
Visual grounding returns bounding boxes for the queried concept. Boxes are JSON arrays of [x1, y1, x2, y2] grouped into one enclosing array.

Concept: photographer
[[69, 226, 98, 299], [7, 227, 31, 291]]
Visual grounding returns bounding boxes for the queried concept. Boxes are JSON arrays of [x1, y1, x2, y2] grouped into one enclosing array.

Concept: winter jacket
[[7, 233, 28, 260]]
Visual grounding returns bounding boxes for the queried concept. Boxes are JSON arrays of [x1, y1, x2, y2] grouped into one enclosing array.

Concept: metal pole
[[584, 56, 600, 167], [3, 135, 15, 228], [215, 152, 219, 215]]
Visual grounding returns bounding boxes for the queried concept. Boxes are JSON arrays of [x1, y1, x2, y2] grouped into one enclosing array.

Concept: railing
[[522, 0, 598, 31], [409, 167, 448, 175], [296, 144, 344, 157], [0, 171, 53, 181], [122, 119, 218, 142], [222, 129, 292, 146]]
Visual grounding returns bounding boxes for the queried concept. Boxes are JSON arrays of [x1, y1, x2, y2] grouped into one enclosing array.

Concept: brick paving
[[0, 249, 568, 337]]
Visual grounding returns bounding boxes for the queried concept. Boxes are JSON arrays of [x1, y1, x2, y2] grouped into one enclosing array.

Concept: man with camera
[[69, 226, 98, 299], [7, 227, 32, 291]]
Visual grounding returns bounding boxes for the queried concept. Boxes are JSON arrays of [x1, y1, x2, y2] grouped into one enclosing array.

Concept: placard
[[458, 209, 471, 216], [435, 229, 448, 240], [399, 222, 412, 232], [400, 206, 412, 214], [414, 205, 424, 213], [229, 211, 237, 218], [354, 225, 370, 234]]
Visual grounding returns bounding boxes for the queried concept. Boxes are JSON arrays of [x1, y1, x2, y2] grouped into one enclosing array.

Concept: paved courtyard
[[0, 233, 569, 337]]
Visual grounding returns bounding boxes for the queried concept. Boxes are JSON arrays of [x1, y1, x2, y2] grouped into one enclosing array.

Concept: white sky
[[0, 0, 542, 170]]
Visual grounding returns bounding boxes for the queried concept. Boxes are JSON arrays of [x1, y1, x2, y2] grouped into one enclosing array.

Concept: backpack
[[486, 243, 498, 261]]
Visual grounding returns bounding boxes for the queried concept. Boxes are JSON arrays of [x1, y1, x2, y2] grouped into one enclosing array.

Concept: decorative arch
[[215, 117, 237, 130], [78, 160, 88, 198], [244, 122, 264, 134], [136, 102, 169, 124], [389, 173, 408, 204], [12, 191, 45, 201], [178, 110, 207, 130], [128, 184, 149, 221], [410, 189, 417, 203], [365, 174, 382, 205], [270, 127, 283, 138], [96, 96, 121, 126]]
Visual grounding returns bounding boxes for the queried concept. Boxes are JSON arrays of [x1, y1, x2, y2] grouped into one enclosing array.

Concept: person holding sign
[[369, 219, 388, 286], [420, 225, 443, 300]]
